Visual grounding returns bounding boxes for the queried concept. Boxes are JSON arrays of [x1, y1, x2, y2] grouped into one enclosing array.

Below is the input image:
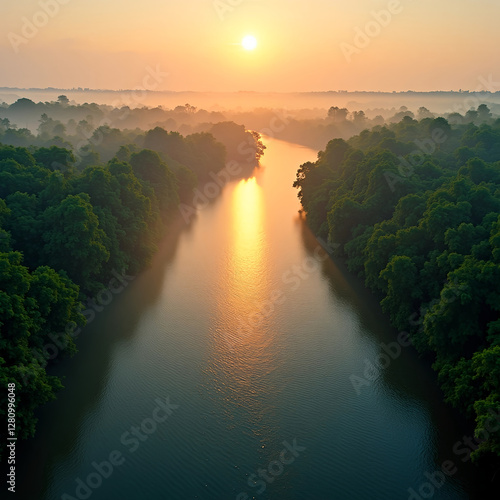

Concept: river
[[16, 137, 481, 499]]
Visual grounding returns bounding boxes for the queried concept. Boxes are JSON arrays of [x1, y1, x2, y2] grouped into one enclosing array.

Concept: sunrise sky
[[1, 0, 499, 92]]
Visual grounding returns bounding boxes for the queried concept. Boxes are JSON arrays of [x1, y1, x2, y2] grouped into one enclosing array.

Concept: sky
[[0, 0, 499, 93]]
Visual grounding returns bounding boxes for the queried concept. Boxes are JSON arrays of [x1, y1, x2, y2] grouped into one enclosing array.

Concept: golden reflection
[[205, 174, 280, 442], [203, 151, 280, 455], [210, 175, 276, 376], [230, 177, 266, 304]]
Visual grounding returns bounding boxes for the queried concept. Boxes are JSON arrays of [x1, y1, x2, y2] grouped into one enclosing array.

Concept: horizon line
[[0, 87, 498, 95]]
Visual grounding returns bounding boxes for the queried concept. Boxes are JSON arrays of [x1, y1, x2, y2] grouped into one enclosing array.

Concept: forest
[[4, 94, 497, 154], [0, 114, 264, 458], [294, 108, 500, 462]]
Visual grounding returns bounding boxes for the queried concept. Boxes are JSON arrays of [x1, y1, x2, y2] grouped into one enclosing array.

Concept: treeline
[[0, 100, 264, 174], [216, 104, 498, 151], [1, 95, 496, 154], [0, 124, 264, 457], [0, 97, 224, 139], [295, 115, 500, 461]]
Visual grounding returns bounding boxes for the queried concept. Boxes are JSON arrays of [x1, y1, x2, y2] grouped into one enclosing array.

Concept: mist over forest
[[1, 90, 499, 158]]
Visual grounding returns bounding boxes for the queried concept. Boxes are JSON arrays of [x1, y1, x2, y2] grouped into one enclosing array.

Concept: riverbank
[[10, 137, 482, 500]]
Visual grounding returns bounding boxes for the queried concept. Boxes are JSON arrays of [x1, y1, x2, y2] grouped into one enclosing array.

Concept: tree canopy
[[295, 116, 500, 462], [0, 121, 266, 458]]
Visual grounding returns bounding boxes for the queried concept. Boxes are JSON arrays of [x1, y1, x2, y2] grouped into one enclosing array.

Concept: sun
[[242, 35, 258, 51]]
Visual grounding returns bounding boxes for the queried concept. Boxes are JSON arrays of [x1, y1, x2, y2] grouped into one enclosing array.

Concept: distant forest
[[1, 95, 498, 154], [294, 114, 500, 462], [0, 109, 264, 458]]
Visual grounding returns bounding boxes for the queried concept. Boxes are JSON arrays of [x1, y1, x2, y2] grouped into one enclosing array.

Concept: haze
[[1, 0, 500, 93]]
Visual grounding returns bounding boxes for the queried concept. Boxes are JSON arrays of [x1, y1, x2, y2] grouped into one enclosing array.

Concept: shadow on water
[[297, 215, 494, 499], [13, 164, 262, 499], [14, 215, 189, 500]]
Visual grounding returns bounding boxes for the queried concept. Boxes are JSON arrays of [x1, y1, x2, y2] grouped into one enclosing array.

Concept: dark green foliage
[[144, 127, 226, 181], [0, 114, 266, 458], [0, 123, 251, 456], [0, 252, 83, 441], [40, 193, 110, 291], [295, 117, 500, 461], [33, 146, 76, 176], [130, 150, 179, 214]]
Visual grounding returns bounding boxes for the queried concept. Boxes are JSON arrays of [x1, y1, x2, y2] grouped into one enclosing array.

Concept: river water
[[16, 137, 481, 499]]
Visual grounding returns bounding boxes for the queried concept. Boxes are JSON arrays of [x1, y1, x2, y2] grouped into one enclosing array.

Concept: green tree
[[40, 194, 110, 290]]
